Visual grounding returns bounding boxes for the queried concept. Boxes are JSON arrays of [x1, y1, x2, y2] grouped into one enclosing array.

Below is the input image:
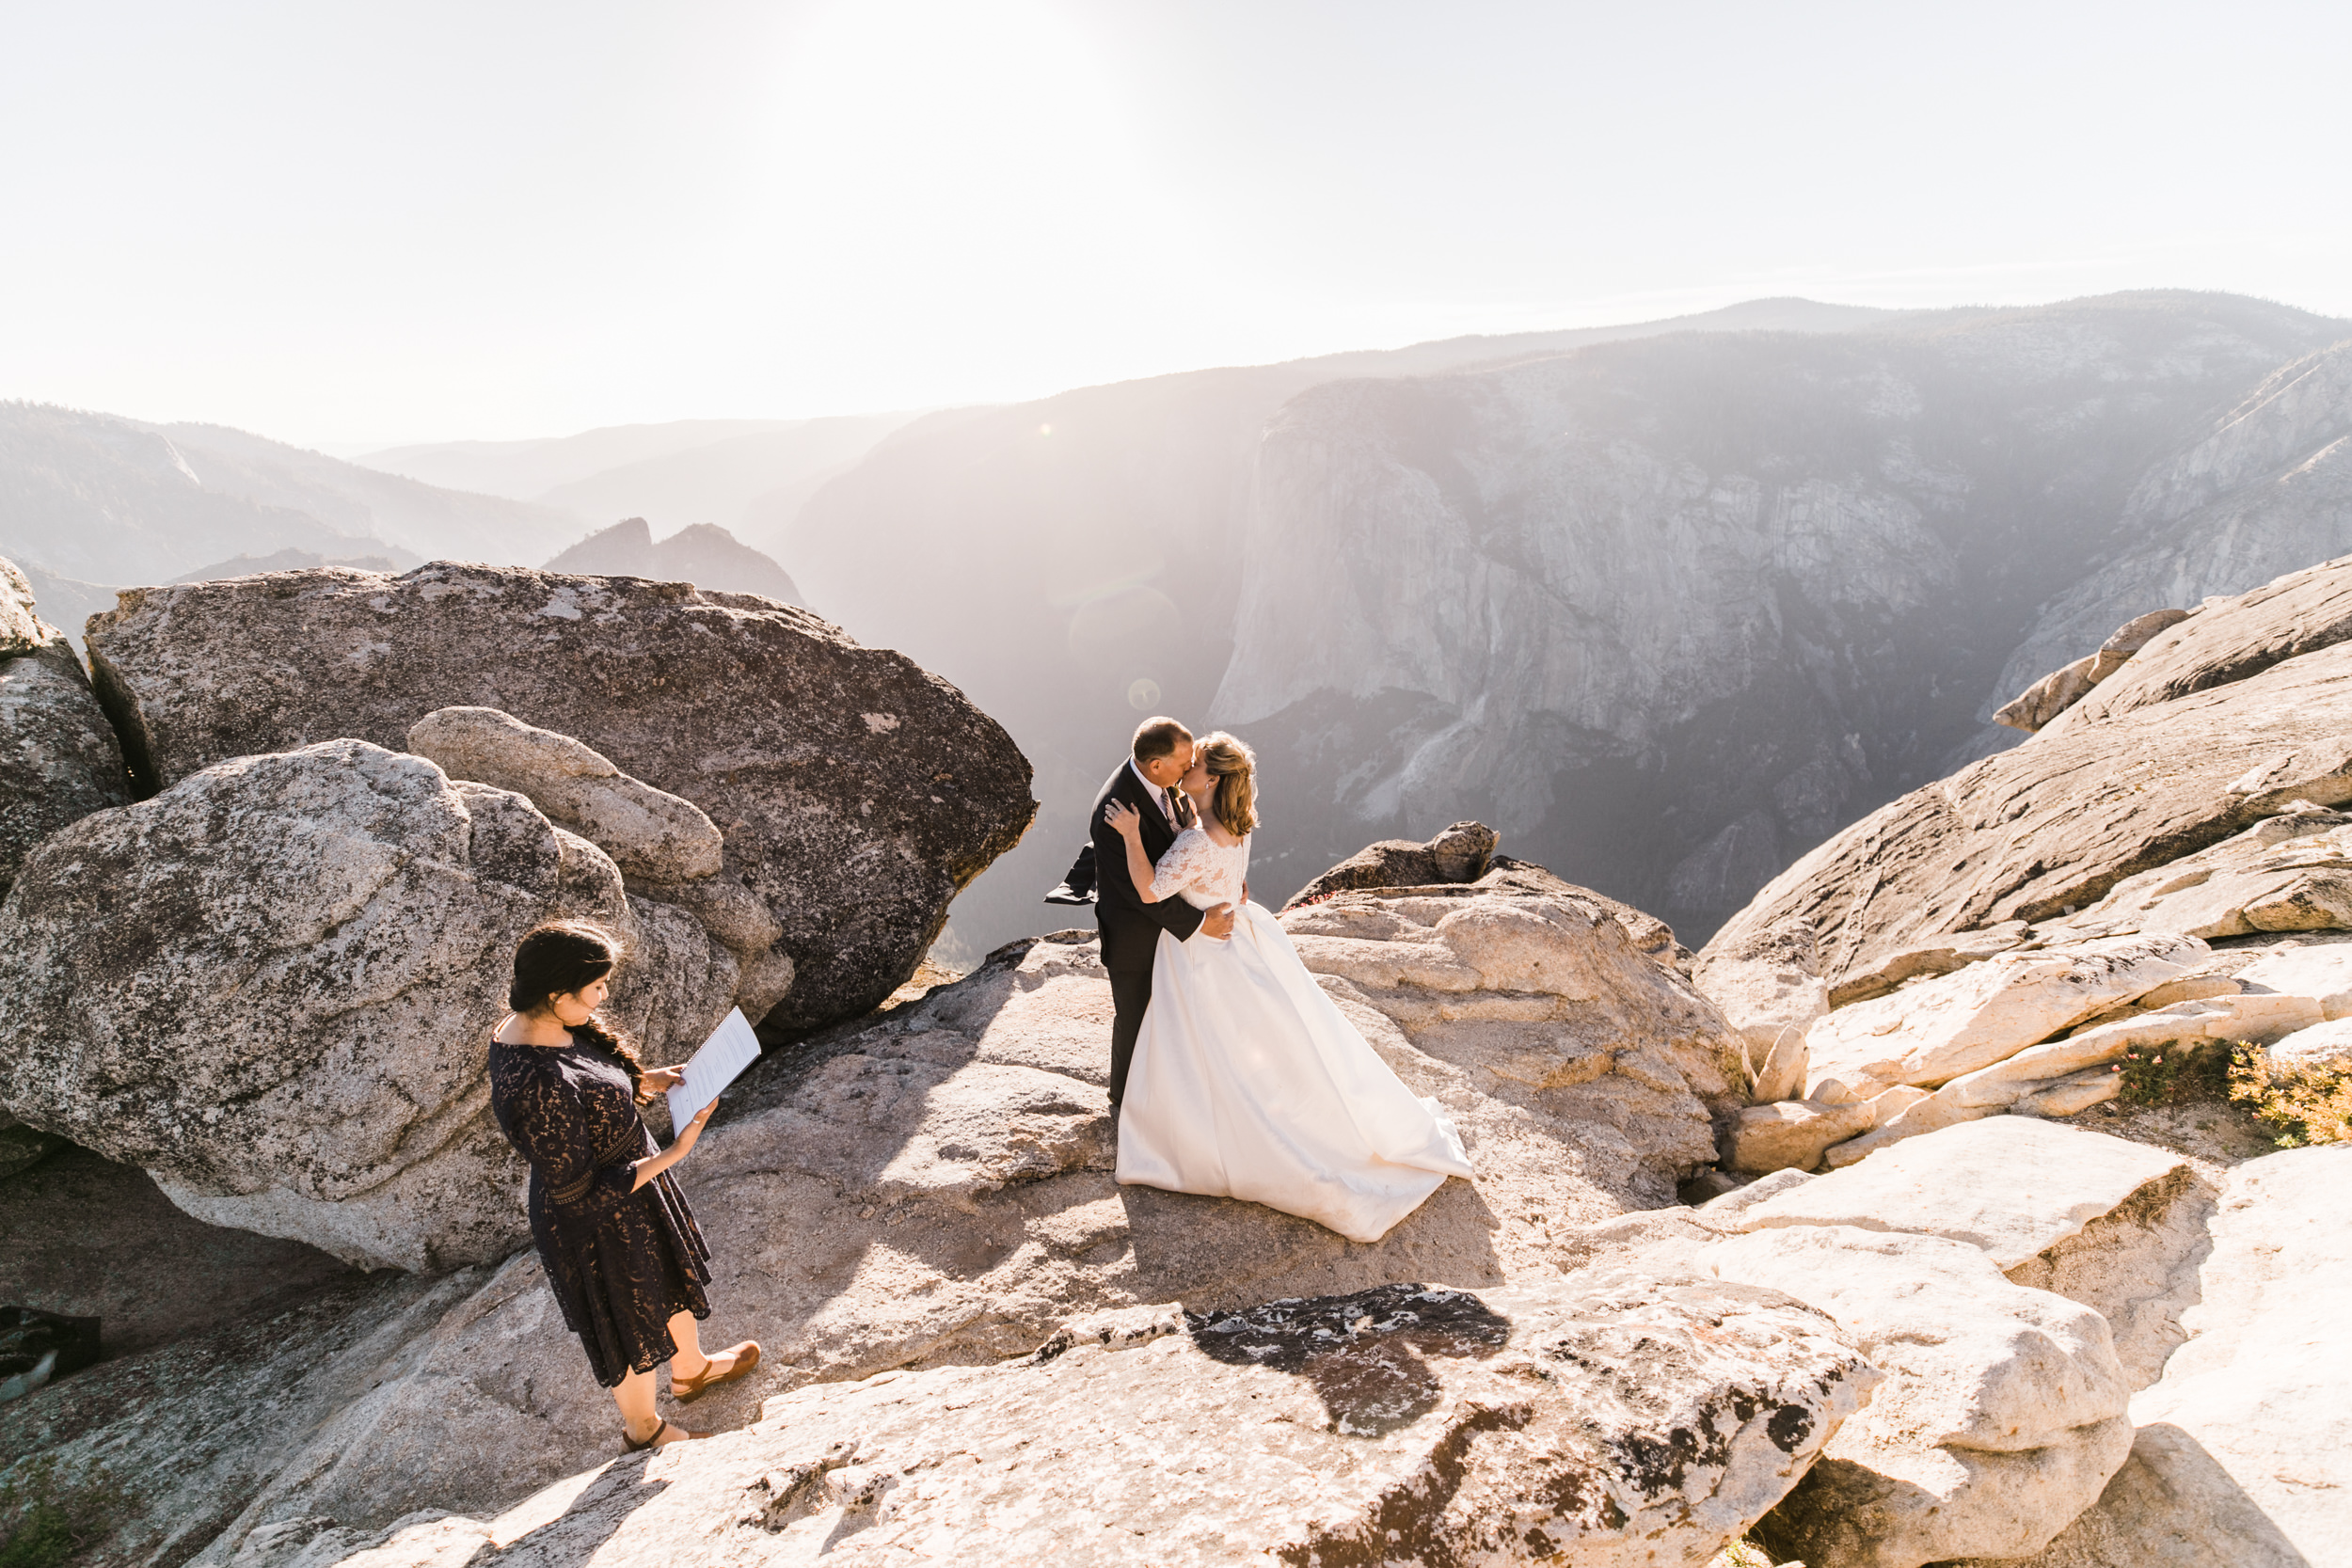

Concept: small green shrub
[[2113, 1037, 2234, 1107], [0, 1459, 128, 1568], [2229, 1045, 2352, 1148]]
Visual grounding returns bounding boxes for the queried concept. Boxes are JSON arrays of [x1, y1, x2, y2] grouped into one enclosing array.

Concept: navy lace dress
[[487, 1034, 713, 1386]]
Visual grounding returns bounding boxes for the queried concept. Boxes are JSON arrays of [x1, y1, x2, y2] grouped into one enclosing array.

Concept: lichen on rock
[[82, 562, 1038, 1033], [0, 739, 731, 1271]]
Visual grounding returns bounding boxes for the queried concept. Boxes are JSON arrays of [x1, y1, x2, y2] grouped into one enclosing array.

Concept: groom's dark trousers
[[1089, 764, 1206, 1108]]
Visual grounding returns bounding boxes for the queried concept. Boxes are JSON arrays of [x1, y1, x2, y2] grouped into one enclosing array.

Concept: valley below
[[782, 290, 2352, 957]]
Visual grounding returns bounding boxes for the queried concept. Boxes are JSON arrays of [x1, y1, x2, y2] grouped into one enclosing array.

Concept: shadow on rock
[[497, 1457, 674, 1566], [1119, 1176, 1508, 1313], [1185, 1283, 1512, 1437], [1977, 1421, 2317, 1568]]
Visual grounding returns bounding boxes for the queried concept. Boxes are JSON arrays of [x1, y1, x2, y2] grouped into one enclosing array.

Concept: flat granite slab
[[2019, 1145, 2352, 1567], [231, 1280, 1878, 1568], [1730, 1115, 2187, 1269]]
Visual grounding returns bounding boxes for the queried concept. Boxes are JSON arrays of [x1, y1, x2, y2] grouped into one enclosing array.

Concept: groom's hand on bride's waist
[[1200, 903, 1236, 940]]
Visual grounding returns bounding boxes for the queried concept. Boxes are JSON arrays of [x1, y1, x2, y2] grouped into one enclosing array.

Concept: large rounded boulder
[[83, 563, 1038, 1033], [0, 739, 733, 1271]]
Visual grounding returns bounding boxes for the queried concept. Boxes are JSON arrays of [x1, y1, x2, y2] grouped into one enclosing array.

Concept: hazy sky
[[6, 0, 2348, 449]]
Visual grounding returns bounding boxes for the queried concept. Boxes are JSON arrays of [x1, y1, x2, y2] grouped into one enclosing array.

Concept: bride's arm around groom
[[1103, 797, 1200, 907]]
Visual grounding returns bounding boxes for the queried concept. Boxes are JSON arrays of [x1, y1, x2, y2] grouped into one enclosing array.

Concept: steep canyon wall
[[791, 292, 2352, 951]]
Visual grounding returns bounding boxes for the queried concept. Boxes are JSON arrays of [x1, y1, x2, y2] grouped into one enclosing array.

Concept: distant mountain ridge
[[170, 548, 401, 583], [540, 414, 914, 546], [777, 290, 2352, 954], [361, 419, 797, 499], [361, 413, 917, 547], [542, 517, 802, 605], [0, 406, 823, 617], [0, 403, 568, 586], [15, 293, 2350, 962], [770, 297, 1977, 952]]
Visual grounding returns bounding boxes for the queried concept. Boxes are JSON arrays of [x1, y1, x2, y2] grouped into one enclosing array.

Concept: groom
[[1074, 716, 1234, 1110]]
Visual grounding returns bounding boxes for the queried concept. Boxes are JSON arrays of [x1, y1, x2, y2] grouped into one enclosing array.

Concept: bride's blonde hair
[[1197, 731, 1258, 838]]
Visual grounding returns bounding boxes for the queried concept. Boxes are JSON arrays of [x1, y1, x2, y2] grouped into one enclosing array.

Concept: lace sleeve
[[1150, 828, 1218, 901], [493, 1056, 597, 1194], [489, 1050, 638, 1212]]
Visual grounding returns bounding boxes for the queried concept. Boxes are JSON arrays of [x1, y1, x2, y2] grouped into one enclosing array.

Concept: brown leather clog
[[672, 1341, 760, 1402]]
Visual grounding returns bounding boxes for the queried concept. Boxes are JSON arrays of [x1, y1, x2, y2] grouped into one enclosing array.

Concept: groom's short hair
[[1132, 717, 1194, 766]]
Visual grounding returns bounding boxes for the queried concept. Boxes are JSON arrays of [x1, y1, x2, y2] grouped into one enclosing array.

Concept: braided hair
[[508, 920, 651, 1102]]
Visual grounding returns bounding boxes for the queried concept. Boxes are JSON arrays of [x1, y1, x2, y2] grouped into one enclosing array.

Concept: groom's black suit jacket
[[1089, 763, 1206, 974]]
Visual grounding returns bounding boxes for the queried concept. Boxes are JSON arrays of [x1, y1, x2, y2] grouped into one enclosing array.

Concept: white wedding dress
[[1116, 826, 1473, 1242]]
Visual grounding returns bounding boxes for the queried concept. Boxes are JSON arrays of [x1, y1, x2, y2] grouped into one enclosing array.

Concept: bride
[[1103, 732, 1473, 1242]]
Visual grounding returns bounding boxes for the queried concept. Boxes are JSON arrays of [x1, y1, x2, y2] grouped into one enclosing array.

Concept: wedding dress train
[[1116, 828, 1473, 1242]]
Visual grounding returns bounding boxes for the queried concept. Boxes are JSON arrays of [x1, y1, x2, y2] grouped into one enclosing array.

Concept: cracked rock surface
[[1712, 1225, 2134, 1568], [232, 1277, 1875, 1568]]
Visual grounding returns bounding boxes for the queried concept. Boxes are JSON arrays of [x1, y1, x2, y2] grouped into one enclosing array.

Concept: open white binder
[[666, 1007, 761, 1127]]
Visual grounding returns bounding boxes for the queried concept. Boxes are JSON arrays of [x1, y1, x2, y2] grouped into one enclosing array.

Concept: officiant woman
[[487, 921, 760, 1450]]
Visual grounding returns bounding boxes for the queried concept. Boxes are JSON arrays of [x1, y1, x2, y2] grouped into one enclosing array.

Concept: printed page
[[666, 1007, 761, 1127]]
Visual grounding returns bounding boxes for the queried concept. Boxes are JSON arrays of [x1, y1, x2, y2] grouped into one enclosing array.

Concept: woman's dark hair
[[509, 921, 651, 1102]]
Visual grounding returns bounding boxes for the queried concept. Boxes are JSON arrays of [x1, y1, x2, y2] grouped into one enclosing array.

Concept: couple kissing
[[1047, 717, 1472, 1243]]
